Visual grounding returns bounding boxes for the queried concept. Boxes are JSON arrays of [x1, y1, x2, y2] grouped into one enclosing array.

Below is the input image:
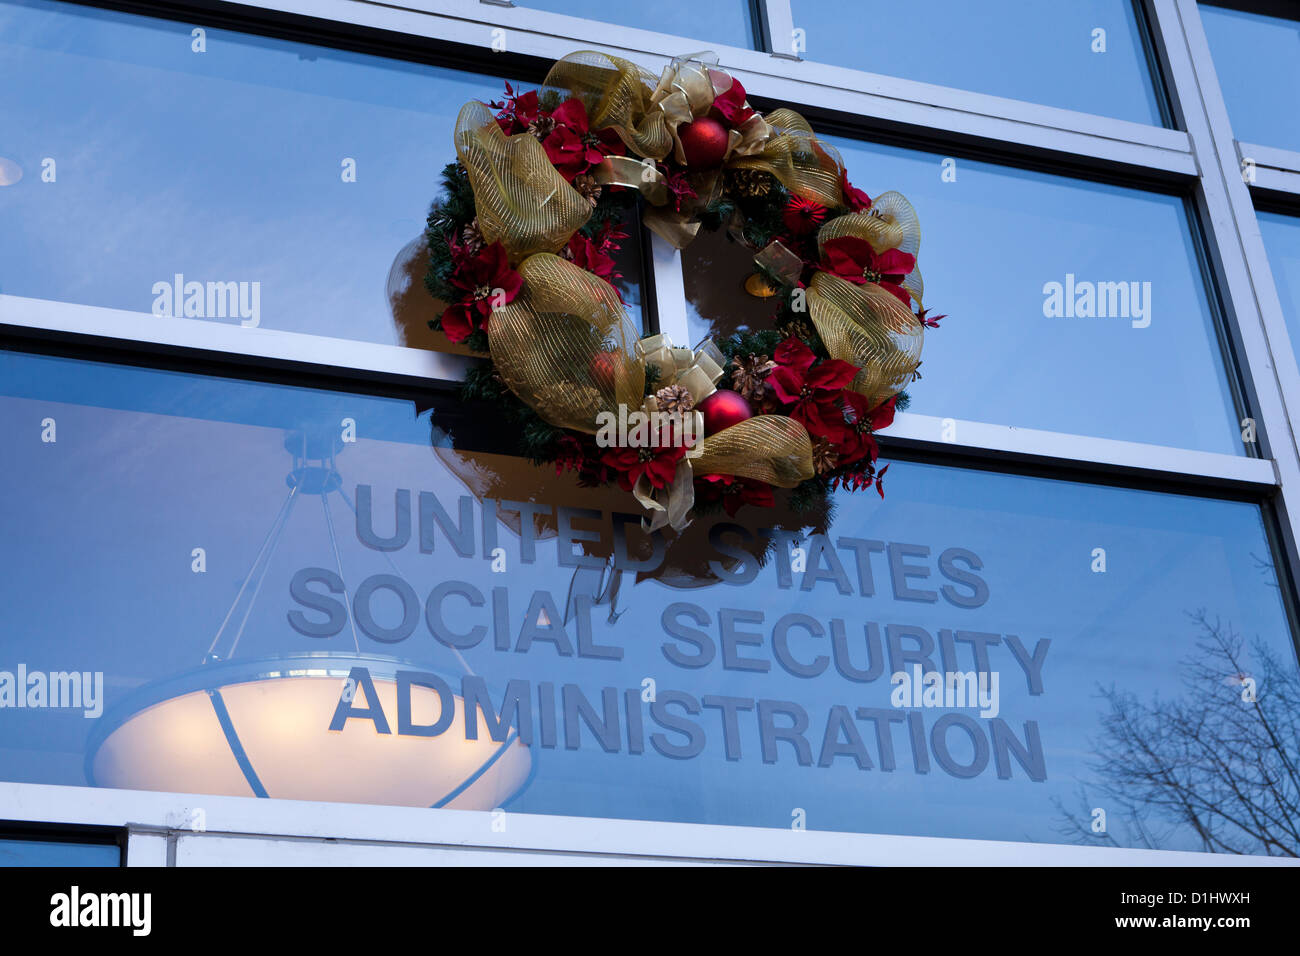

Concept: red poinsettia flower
[[767, 338, 860, 437], [565, 233, 619, 283], [820, 235, 916, 306], [868, 394, 896, 431], [829, 391, 896, 466], [839, 169, 872, 212], [441, 242, 523, 343], [600, 437, 687, 493], [783, 195, 827, 235], [696, 473, 774, 517], [542, 98, 625, 180], [711, 76, 756, 127], [493, 83, 543, 134]]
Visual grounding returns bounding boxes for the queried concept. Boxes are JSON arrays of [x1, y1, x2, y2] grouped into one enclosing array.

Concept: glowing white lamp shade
[[86, 654, 532, 810]]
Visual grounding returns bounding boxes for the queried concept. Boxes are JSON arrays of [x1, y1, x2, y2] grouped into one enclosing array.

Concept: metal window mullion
[[1160, 0, 1300, 463], [1147, 0, 1300, 620], [1239, 141, 1300, 198], [760, 0, 797, 58], [648, 234, 690, 345]]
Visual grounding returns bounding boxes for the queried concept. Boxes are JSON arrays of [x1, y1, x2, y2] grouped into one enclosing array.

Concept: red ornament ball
[[699, 389, 753, 434], [678, 117, 729, 169], [589, 351, 621, 392]]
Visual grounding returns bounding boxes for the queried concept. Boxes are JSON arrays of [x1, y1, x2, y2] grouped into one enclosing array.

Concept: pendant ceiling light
[[85, 431, 532, 810]]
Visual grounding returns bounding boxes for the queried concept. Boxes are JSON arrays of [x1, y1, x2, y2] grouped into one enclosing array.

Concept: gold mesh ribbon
[[454, 101, 592, 261], [594, 155, 669, 205], [817, 196, 924, 306], [488, 269, 816, 527], [693, 415, 814, 487], [542, 51, 678, 161], [808, 271, 923, 408], [867, 191, 923, 308], [817, 194, 920, 257], [488, 254, 645, 432], [729, 108, 845, 207], [807, 201, 925, 405]]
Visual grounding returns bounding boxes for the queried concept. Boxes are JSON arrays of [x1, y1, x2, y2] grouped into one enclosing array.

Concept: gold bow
[[648, 52, 726, 165], [629, 334, 814, 532], [542, 51, 676, 162], [636, 333, 725, 423], [626, 334, 716, 531], [729, 109, 846, 207]]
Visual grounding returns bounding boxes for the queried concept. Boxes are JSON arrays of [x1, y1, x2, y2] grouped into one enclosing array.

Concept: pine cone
[[783, 317, 815, 342], [730, 353, 777, 403], [812, 438, 839, 475], [573, 173, 602, 207], [728, 168, 773, 198], [654, 384, 695, 413], [528, 115, 556, 140], [461, 218, 486, 257]]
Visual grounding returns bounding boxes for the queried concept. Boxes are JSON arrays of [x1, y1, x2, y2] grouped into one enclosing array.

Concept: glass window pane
[[0, 0, 650, 356], [2, 349, 1295, 854], [789, 0, 1163, 125], [515, 0, 757, 49], [1258, 210, 1300, 378], [686, 135, 1243, 454], [0, 837, 120, 866], [1200, 4, 1300, 152]]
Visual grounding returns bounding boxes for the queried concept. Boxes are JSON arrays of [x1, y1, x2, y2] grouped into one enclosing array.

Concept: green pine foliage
[[459, 365, 566, 464], [424, 162, 475, 308]]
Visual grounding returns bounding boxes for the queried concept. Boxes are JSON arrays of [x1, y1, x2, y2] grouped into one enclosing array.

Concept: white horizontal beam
[[0, 294, 474, 385], [888, 411, 1276, 488], [1239, 141, 1300, 196], [0, 294, 1274, 485], [3, 781, 1293, 866]]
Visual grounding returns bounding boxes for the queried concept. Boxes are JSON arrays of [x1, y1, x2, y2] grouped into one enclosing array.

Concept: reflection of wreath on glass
[[424, 51, 945, 531]]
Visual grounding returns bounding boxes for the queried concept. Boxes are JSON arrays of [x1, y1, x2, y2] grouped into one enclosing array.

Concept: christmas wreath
[[424, 51, 944, 530]]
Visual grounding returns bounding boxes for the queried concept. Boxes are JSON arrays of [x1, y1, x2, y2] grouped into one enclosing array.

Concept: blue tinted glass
[[1200, 4, 1300, 152], [1258, 210, 1300, 376], [0, 838, 119, 866], [686, 136, 1242, 454], [1, 349, 1294, 854], [517, 0, 756, 48], [789, 0, 1163, 124], [0, 0, 647, 351]]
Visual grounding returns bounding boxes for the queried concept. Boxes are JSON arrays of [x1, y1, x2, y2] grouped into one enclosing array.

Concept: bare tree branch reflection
[[1057, 611, 1300, 856]]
